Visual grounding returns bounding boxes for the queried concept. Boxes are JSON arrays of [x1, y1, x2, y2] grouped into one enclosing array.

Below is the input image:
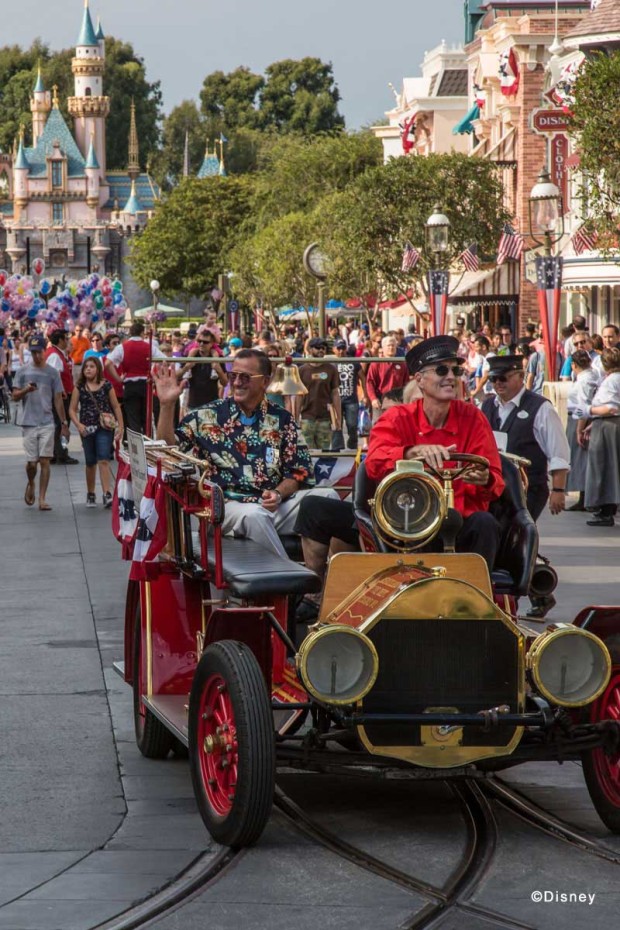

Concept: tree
[[230, 211, 321, 314], [569, 51, 620, 244], [150, 100, 205, 191], [320, 153, 509, 307], [252, 130, 382, 226], [129, 177, 254, 303], [199, 66, 264, 135], [259, 58, 344, 134]]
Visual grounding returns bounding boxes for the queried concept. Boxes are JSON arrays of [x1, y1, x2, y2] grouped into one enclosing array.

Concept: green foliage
[[320, 153, 509, 304], [230, 211, 321, 312], [150, 99, 204, 191], [0, 38, 162, 169], [129, 177, 254, 301], [259, 58, 344, 134], [252, 130, 382, 225], [568, 52, 620, 242]]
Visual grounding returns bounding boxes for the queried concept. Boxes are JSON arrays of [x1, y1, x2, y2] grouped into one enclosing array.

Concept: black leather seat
[[353, 461, 389, 551], [207, 537, 322, 599]]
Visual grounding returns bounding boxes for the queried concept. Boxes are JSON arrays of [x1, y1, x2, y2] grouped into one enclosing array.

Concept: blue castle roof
[[78, 2, 99, 47], [197, 152, 220, 178], [15, 138, 30, 170], [96, 17, 105, 40], [25, 107, 86, 177], [122, 180, 143, 215], [105, 172, 159, 211], [34, 68, 45, 94], [85, 137, 100, 169]]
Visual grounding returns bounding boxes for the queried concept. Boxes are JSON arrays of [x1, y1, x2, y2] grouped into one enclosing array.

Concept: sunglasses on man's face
[[489, 371, 520, 383], [197, 339, 212, 345], [422, 364, 463, 377], [227, 371, 265, 386]]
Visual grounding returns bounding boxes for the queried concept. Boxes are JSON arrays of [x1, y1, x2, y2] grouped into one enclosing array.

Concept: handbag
[[89, 385, 118, 432]]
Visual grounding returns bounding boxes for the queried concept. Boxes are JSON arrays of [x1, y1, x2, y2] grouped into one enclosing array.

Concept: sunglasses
[[489, 371, 520, 383], [422, 364, 463, 377], [227, 371, 265, 386], [197, 339, 212, 345], [91, 337, 102, 342]]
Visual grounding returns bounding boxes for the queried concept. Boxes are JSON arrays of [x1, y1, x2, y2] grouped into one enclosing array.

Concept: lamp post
[[150, 278, 160, 315], [425, 205, 451, 336], [528, 168, 564, 256]]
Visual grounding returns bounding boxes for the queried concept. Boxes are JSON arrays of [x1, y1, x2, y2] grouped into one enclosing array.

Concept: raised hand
[[153, 363, 183, 406]]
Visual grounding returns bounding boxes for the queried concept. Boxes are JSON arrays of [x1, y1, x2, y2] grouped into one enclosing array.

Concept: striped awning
[[562, 256, 620, 289], [449, 262, 520, 306], [472, 127, 517, 166]]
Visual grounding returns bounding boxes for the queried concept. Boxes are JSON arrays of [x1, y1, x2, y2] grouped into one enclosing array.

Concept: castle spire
[[15, 128, 30, 171], [34, 64, 45, 94], [77, 0, 98, 47], [127, 99, 140, 181]]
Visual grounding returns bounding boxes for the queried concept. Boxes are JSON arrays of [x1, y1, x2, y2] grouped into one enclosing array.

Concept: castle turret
[[96, 16, 105, 57], [85, 132, 100, 207], [13, 130, 30, 216], [30, 66, 51, 145], [68, 0, 109, 173]]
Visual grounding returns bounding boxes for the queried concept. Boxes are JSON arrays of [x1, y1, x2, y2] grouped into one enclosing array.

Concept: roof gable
[[26, 108, 86, 177]]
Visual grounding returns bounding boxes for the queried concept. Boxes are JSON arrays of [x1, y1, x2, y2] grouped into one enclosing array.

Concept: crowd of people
[[1, 310, 619, 538]]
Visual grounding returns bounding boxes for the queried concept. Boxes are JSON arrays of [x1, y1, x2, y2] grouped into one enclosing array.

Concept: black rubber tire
[[583, 670, 620, 833], [133, 606, 175, 759], [188, 640, 275, 847]]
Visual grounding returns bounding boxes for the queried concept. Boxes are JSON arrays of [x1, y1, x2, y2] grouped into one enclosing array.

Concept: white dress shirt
[[567, 369, 599, 418], [590, 371, 620, 415], [494, 386, 570, 472]]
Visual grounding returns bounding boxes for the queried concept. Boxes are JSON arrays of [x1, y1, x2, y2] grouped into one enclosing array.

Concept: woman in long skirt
[[566, 349, 599, 511], [581, 348, 620, 526]]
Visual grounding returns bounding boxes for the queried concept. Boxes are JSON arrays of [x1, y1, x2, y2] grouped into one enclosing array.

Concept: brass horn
[[268, 357, 308, 396]]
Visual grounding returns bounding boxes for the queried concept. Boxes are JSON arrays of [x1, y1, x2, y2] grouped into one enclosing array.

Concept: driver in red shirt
[[365, 335, 505, 569]]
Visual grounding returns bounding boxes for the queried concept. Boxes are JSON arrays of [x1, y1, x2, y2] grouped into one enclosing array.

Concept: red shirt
[[365, 399, 504, 518], [365, 359, 409, 403]]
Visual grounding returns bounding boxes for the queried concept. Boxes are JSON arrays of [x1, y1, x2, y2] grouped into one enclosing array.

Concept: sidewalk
[[0, 425, 215, 930]]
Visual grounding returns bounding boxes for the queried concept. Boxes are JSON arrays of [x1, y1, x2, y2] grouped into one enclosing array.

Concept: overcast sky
[[7, 0, 465, 128]]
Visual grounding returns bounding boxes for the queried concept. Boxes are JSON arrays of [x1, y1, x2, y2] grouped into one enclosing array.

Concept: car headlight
[[528, 626, 611, 707], [297, 624, 379, 705], [372, 465, 446, 550]]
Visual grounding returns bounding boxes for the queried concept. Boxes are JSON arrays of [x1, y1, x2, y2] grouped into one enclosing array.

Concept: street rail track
[[274, 779, 535, 930]]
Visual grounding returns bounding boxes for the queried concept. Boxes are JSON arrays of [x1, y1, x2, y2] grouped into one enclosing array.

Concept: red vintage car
[[114, 444, 620, 847]]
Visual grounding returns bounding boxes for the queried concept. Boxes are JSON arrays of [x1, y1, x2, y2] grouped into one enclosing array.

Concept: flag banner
[[459, 242, 479, 272], [497, 223, 525, 265], [313, 454, 357, 497], [399, 114, 416, 154], [428, 270, 449, 337], [473, 82, 486, 109], [499, 48, 519, 97], [572, 225, 598, 256], [112, 460, 138, 559], [229, 308, 239, 332], [254, 305, 265, 332], [535, 255, 563, 382], [129, 475, 169, 580], [401, 242, 420, 273]]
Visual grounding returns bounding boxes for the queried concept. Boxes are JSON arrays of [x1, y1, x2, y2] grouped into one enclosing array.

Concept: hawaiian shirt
[[175, 398, 315, 501]]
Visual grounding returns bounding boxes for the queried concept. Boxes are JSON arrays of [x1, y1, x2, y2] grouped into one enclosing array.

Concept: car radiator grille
[[362, 618, 520, 748]]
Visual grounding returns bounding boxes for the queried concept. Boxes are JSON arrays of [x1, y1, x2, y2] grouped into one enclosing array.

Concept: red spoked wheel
[[583, 669, 620, 833], [133, 607, 175, 759], [188, 641, 275, 847]]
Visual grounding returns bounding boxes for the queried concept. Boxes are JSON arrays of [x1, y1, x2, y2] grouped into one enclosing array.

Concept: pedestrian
[[12, 333, 69, 511], [69, 324, 90, 383], [480, 355, 570, 521], [517, 341, 545, 394], [580, 347, 620, 527], [178, 329, 227, 411], [106, 321, 150, 434], [365, 334, 409, 420], [298, 337, 342, 450], [45, 329, 78, 464], [565, 349, 598, 512], [593, 325, 620, 379], [69, 356, 124, 508], [497, 325, 515, 356], [333, 339, 366, 449]]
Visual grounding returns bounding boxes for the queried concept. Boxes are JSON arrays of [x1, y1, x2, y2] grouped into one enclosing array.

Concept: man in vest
[[45, 329, 78, 464], [107, 321, 151, 434], [480, 355, 570, 522]]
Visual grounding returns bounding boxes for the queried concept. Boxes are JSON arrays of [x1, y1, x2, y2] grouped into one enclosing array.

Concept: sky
[[6, 0, 466, 128]]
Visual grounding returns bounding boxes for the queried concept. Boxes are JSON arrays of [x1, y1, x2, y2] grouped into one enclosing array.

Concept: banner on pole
[[535, 255, 563, 382], [428, 270, 450, 337]]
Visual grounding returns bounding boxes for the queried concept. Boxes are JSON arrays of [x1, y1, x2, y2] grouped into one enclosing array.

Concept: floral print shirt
[[175, 398, 315, 501]]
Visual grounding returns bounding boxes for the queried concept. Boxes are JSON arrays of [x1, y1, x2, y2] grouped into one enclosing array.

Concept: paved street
[[2, 420, 620, 929]]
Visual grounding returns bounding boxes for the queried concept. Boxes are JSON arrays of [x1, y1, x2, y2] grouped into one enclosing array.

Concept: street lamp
[[529, 168, 564, 255], [150, 278, 160, 314], [425, 204, 451, 265]]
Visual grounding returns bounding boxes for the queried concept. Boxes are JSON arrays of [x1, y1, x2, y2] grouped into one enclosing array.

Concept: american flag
[[129, 475, 169, 580], [459, 242, 480, 272], [399, 114, 416, 155], [497, 223, 525, 265], [535, 255, 563, 382], [428, 269, 450, 337], [401, 242, 420, 273], [572, 226, 598, 255]]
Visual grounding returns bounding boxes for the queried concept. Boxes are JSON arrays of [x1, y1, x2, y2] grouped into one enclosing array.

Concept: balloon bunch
[[0, 270, 127, 330]]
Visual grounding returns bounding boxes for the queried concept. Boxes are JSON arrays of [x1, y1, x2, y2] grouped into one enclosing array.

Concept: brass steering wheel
[[423, 452, 490, 485]]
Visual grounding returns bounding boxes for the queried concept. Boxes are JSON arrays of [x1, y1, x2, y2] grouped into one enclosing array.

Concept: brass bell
[[268, 358, 308, 396]]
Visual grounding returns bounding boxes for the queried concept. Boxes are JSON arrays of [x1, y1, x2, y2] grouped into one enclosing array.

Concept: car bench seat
[[206, 537, 322, 599]]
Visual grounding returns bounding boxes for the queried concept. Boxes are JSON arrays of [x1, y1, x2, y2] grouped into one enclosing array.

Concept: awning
[[448, 262, 520, 306], [134, 304, 187, 319], [452, 103, 480, 135], [472, 127, 517, 165], [562, 256, 620, 289]]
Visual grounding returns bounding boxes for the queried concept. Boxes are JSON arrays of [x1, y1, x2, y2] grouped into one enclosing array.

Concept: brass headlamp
[[371, 460, 446, 551]]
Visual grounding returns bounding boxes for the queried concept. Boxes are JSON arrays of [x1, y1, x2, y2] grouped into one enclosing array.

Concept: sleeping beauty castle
[[0, 0, 159, 306]]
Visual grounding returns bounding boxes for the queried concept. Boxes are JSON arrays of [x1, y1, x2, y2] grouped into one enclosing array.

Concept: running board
[[143, 695, 189, 747]]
